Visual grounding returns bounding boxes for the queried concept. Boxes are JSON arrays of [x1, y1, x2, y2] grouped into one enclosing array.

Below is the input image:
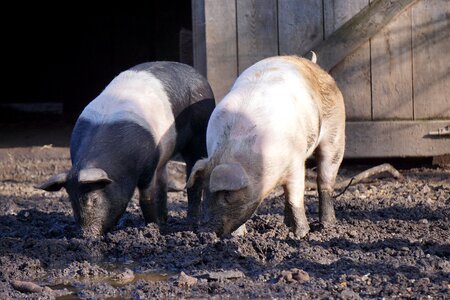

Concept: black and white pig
[[187, 55, 345, 238], [38, 62, 215, 237]]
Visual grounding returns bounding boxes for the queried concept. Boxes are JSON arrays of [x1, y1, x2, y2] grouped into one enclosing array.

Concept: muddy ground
[[0, 146, 449, 299]]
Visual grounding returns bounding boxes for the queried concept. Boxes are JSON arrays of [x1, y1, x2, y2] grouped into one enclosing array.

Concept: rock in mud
[[177, 271, 198, 288], [10, 280, 71, 297], [10, 280, 53, 294], [278, 268, 310, 283], [198, 270, 245, 281], [110, 268, 135, 285]]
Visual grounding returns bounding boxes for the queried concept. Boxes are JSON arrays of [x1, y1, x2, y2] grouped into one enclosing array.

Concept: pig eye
[[222, 191, 233, 205]]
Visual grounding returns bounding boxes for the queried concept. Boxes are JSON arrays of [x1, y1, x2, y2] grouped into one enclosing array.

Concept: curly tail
[[309, 51, 317, 64]]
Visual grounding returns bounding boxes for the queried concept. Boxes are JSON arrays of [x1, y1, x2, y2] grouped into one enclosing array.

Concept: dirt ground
[[0, 146, 449, 299]]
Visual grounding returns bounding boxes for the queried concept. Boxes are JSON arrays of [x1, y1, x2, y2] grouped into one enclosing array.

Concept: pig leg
[[315, 135, 344, 227], [283, 161, 310, 238], [283, 187, 294, 228], [185, 160, 202, 227], [139, 165, 168, 225], [182, 137, 206, 227]]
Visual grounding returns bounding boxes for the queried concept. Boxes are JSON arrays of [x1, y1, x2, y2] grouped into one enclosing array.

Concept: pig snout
[[78, 214, 110, 238]]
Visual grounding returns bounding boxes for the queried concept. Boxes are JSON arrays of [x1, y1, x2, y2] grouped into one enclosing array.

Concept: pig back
[[77, 62, 214, 165], [207, 56, 324, 157]]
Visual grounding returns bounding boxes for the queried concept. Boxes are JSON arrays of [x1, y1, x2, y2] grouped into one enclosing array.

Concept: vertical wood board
[[412, 0, 450, 119], [371, 6, 413, 120], [205, 0, 238, 102], [278, 0, 323, 56], [192, 0, 207, 77], [237, 0, 278, 74], [324, 0, 372, 121]]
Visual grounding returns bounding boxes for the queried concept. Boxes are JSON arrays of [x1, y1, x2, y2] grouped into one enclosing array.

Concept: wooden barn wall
[[192, 0, 450, 157]]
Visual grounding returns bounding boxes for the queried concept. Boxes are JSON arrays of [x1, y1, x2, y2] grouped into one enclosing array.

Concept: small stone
[[178, 271, 198, 288], [348, 230, 358, 238], [421, 185, 431, 194], [419, 219, 429, 224], [291, 268, 310, 283], [199, 270, 245, 281], [361, 273, 370, 281], [110, 268, 135, 285], [279, 269, 309, 283], [280, 270, 293, 283]]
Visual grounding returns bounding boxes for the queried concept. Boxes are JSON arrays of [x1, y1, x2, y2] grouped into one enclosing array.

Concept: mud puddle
[[47, 268, 171, 300]]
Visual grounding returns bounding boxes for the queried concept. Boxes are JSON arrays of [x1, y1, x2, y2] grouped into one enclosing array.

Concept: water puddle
[[44, 262, 173, 299]]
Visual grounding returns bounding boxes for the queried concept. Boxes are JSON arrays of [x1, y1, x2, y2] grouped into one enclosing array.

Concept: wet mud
[[0, 147, 449, 299]]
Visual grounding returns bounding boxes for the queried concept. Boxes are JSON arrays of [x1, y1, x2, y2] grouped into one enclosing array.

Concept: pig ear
[[209, 163, 249, 193], [186, 159, 209, 188], [36, 172, 68, 191], [78, 168, 112, 185]]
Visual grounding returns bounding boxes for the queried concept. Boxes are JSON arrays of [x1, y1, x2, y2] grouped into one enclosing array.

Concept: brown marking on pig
[[306, 133, 317, 153], [280, 56, 345, 119], [332, 150, 343, 165]]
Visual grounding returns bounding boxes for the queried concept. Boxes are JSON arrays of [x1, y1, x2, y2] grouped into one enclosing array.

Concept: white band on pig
[[78, 70, 175, 156]]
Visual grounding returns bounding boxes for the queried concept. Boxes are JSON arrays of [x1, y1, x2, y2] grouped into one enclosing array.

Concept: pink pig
[[187, 55, 345, 238]]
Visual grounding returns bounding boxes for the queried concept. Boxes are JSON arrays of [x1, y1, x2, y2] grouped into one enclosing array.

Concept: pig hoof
[[284, 216, 294, 228], [320, 215, 336, 228], [293, 225, 310, 238]]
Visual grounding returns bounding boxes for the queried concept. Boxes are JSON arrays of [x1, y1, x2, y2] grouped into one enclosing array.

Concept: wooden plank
[[371, 6, 413, 120], [237, 0, 278, 74], [278, 0, 323, 56], [412, 0, 450, 119], [345, 120, 450, 158], [204, 0, 237, 102], [324, 0, 371, 121], [192, 0, 207, 77], [317, 0, 419, 71]]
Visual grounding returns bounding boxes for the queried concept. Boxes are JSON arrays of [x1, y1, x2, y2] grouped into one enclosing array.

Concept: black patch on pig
[[67, 118, 160, 233], [131, 61, 215, 170], [71, 118, 159, 191]]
